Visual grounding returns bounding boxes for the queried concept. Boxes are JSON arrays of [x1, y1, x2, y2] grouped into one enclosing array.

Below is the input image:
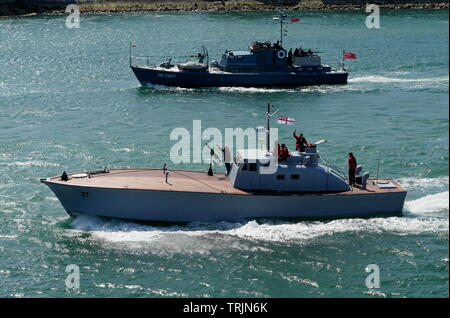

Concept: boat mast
[[273, 10, 286, 47], [129, 42, 132, 66], [266, 103, 271, 152], [280, 14, 283, 47], [278, 10, 287, 47]]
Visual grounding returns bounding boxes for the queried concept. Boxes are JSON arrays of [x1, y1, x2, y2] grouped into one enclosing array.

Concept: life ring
[[277, 50, 286, 59]]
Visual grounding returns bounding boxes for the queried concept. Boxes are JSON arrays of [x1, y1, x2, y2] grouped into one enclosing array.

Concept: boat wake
[[398, 176, 448, 192], [61, 175, 449, 253], [4, 160, 60, 168], [140, 75, 448, 95], [404, 191, 449, 214], [143, 84, 296, 93], [217, 87, 297, 93], [349, 75, 449, 83], [349, 75, 449, 90], [399, 176, 449, 215], [142, 84, 197, 91], [65, 191, 448, 254]]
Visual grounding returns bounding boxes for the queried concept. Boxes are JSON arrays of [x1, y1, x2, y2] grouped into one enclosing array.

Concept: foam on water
[[0, 235, 18, 239], [144, 84, 296, 93], [399, 176, 449, 192], [144, 75, 449, 94], [405, 191, 449, 214], [3, 160, 60, 167], [67, 209, 448, 253], [223, 217, 448, 242], [349, 75, 449, 84], [218, 87, 296, 93], [111, 148, 134, 153], [143, 84, 197, 91], [137, 74, 450, 94]]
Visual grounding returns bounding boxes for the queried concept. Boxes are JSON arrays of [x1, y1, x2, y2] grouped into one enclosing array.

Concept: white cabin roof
[[237, 148, 271, 161]]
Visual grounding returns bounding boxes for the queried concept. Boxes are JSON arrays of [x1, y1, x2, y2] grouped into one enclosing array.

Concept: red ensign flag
[[343, 52, 357, 59]]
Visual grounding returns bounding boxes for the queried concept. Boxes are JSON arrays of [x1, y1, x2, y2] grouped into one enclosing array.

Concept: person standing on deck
[[348, 152, 357, 186], [293, 130, 310, 152], [220, 146, 232, 175]]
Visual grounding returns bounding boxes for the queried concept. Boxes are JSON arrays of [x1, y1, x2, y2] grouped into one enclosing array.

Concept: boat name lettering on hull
[[157, 73, 176, 78]]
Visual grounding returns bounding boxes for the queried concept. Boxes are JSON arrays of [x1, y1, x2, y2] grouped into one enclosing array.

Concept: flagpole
[[341, 49, 345, 71], [267, 103, 270, 153], [280, 15, 283, 47], [129, 42, 132, 66]]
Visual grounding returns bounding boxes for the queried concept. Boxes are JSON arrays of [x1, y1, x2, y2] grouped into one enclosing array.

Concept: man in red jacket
[[278, 143, 290, 162], [348, 152, 357, 186], [293, 130, 310, 152]]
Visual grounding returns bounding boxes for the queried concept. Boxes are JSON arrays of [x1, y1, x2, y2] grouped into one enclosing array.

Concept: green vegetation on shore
[[1, 1, 449, 17], [81, 1, 449, 13]]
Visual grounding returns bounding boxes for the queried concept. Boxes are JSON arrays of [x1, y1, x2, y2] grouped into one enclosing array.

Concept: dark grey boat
[[130, 11, 349, 88]]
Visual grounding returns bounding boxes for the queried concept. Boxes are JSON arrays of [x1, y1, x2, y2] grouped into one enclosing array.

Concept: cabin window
[[249, 163, 257, 171], [276, 175, 285, 180], [291, 174, 300, 180], [242, 163, 248, 171]]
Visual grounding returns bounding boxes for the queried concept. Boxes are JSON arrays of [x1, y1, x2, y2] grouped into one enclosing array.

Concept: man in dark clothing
[[348, 152, 357, 186], [220, 146, 232, 175], [293, 130, 310, 152], [288, 49, 293, 66]]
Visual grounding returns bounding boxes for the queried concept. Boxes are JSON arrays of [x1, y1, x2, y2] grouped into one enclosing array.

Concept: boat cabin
[[217, 44, 331, 73], [228, 147, 351, 193], [218, 48, 288, 72]]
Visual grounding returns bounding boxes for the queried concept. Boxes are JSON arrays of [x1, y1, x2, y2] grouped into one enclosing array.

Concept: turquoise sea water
[[0, 10, 448, 297]]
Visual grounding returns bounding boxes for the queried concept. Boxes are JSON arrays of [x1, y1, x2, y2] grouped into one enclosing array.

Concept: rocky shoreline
[[1, 1, 449, 17], [80, 2, 450, 13]]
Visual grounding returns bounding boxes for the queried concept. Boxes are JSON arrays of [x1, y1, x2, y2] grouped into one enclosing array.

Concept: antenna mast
[[266, 103, 271, 152], [277, 10, 287, 47], [265, 103, 279, 153]]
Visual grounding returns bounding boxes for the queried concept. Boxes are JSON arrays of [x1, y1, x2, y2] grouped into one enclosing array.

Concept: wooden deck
[[45, 168, 407, 196]]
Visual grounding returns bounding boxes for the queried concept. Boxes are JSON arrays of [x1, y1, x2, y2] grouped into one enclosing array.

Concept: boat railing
[[314, 59, 345, 71], [223, 64, 286, 72], [130, 55, 206, 68], [130, 55, 157, 67], [320, 155, 348, 181]]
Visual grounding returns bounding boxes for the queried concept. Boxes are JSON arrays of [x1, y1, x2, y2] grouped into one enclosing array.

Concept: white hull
[[44, 182, 406, 223]]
